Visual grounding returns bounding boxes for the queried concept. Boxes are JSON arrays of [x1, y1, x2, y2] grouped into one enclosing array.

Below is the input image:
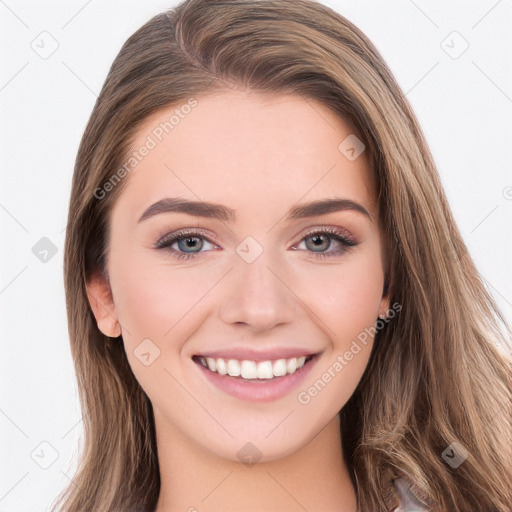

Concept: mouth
[[192, 353, 319, 402], [193, 354, 314, 381]]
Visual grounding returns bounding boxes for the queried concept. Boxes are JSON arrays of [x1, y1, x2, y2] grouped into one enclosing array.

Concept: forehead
[[113, 90, 376, 223]]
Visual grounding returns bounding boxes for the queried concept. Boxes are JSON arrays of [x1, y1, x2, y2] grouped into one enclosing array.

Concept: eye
[[291, 227, 357, 258], [155, 226, 357, 261], [155, 229, 218, 261]]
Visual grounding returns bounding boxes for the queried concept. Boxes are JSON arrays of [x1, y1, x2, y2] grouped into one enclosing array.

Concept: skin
[[87, 89, 390, 512]]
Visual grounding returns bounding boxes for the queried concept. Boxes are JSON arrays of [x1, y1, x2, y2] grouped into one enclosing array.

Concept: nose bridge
[[218, 240, 296, 330]]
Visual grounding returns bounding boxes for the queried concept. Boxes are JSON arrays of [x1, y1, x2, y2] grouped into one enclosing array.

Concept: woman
[[56, 0, 512, 510]]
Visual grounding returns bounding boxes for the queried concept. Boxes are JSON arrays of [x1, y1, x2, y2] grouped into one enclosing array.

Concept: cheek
[[294, 249, 384, 398], [109, 252, 224, 348], [111, 242, 384, 350], [298, 251, 385, 341], [294, 259, 384, 418], [107, 254, 220, 401]]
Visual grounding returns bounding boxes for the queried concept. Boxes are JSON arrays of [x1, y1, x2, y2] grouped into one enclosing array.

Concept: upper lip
[[193, 347, 320, 361]]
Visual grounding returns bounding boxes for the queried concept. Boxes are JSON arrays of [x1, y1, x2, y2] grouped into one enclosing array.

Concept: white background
[[1, 1, 511, 510]]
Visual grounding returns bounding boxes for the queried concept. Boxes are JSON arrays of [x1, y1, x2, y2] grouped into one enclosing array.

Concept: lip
[[193, 353, 319, 402], [194, 347, 318, 362]]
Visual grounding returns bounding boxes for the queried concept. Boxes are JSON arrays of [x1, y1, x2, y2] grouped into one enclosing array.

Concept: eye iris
[[306, 234, 330, 252], [177, 236, 203, 252]]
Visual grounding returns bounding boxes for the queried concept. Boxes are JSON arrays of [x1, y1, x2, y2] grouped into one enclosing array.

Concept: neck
[[153, 413, 358, 512]]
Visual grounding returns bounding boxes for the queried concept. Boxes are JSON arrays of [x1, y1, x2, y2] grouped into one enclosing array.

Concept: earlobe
[[378, 280, 391, 319], [378, 299, 391, 320], [86, 272, 122, 338]]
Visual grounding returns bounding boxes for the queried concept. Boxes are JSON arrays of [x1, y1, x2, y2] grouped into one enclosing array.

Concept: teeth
[[227, 359, 241, 377], [273, 359, 287, 377], [216, 357, 227, 375], [240, 360, 257, 379], [286, 358, 297, 373], [197, 355, 309, 379], [256, 361, 273, 379]]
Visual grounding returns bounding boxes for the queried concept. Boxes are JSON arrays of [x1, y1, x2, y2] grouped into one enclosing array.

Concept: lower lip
[[194, 356, 318, 402]]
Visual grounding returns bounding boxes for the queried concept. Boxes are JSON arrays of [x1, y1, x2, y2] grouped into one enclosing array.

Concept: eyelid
[[155, 227, 219, 248], [293, 225, 357, 246], [155, 225, 357, 248], [154, 224, 359, 261]]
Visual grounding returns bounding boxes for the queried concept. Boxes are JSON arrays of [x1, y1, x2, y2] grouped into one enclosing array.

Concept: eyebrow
[[137, 197, 372, 224]]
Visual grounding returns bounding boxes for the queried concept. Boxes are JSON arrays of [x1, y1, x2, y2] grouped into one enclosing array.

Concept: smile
[[196, 355, 311, 380], [192, 353, 318, 402]]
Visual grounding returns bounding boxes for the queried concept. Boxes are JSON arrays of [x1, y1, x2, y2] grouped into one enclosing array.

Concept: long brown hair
[[56, 1, 512, 510]]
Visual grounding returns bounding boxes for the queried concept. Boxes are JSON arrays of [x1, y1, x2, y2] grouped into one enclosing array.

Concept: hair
[[56, 0, 512, 510]]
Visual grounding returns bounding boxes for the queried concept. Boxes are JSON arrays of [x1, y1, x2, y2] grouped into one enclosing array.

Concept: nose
[[218, 251, 297, 332]]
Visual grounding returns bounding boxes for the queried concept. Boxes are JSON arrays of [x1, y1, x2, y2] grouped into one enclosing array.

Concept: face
[[88, 89, 389, 463]]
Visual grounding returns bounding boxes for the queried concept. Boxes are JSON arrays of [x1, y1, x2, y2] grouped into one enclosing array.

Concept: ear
[[86, 271, 122, 337], [378, 277, 391, 319]]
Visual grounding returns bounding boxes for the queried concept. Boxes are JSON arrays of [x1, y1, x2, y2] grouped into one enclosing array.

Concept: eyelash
[[155, 227, 357, 261]]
